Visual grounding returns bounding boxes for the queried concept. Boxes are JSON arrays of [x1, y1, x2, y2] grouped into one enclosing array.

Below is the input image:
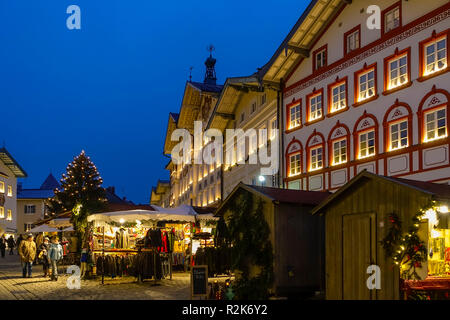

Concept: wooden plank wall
[[323, 177, 431, 300]]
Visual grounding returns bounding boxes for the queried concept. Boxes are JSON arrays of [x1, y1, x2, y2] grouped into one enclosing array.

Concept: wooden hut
[[215, 182, 330, 297], [312, 170, 450, 300]]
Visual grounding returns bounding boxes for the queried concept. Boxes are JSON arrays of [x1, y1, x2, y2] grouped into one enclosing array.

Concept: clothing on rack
[[131, 251, 162, 280], [96, 254, 135, 278]]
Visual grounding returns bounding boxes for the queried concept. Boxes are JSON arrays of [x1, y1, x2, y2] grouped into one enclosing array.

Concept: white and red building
[[271, 0, 450, 191]]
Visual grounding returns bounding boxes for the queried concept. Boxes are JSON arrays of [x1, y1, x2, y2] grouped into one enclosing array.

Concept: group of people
[[0, 235, 17, 257], [13, 233, 64, 280]]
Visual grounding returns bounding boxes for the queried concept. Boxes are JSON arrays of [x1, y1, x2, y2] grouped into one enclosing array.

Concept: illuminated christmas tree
[[48, 150, 107, 247]]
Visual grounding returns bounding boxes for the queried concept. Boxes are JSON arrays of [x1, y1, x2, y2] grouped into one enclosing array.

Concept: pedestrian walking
[[7, 236, 15, 255], [16, 234, 23, 254], [48, 236, 63, 281], [0, 235, 6, 258], [38, 237, 51, 277], [18, 234, 36, 278]]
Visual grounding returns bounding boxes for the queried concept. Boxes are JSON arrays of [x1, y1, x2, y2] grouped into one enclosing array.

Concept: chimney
[[106, 186, 115, 195]]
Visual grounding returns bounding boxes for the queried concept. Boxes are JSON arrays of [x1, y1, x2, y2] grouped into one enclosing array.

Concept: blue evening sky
[[0, 0, 308, 204]]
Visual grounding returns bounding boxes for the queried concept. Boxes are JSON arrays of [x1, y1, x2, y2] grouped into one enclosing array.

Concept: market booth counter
[[312, 170, 450, 300]]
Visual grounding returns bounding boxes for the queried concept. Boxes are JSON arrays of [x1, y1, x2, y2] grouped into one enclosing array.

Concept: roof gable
[[40, 173, 61, 190]]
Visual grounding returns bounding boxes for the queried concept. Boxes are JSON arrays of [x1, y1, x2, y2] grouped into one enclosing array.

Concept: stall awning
[[87, 209, 196, 223], [28, 225, 61, 233]]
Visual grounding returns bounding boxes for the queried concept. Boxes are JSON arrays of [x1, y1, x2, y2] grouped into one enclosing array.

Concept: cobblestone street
[[0, 254, 190, 300]]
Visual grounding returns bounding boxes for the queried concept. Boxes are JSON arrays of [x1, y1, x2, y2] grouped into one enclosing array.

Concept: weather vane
[[207, 44, 215, 57], [189, 66, 193, 82]]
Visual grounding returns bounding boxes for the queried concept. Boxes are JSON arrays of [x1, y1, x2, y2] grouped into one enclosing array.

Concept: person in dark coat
[[7, 236, 15, 255], [38, 237, 51, 277], [16, 235, 23, 253], [0, 236, 6, 258]]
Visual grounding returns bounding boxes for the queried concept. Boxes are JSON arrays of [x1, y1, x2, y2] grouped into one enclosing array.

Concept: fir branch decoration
[[381, 204, 430, 280], [224, 191, 274, 300]]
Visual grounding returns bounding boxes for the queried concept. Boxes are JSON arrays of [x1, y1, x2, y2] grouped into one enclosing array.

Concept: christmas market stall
[[214, 182, 330, 299], [86, 206, 208, 284], [312, 170, 450, 300]]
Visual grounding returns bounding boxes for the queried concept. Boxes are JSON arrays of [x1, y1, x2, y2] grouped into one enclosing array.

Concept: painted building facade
[[0, 148, 27, 237], [207, 75, 282, 198], [163, 54, 223, 207], [278, 0, 450, 191]]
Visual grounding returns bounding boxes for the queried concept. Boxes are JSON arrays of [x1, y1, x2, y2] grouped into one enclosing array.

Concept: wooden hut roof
[[215, 182, 331, 216], [312, 170, 450, 215]]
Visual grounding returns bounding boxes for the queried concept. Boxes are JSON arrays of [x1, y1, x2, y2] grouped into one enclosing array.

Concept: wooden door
[[342, 212, 376, 300]]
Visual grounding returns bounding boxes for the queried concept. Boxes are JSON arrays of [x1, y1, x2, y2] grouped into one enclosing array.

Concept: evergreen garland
[[381, 204, 429, 280], [224, 191, 274, 300]]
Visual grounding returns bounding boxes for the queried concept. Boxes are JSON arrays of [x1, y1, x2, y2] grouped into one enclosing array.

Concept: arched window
[[285, 138, 303, 178], [327, 121, 351, 166], [417, 86, 450, 143], [353, 111, 379, 160], [306, 130, 326, 172], [383, 100, 412, 152]]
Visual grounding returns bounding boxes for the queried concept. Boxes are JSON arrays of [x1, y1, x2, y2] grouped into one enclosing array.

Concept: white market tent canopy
[[87, 209, 196, 224], [28, 225, 61, 233], [62, 226, 74, 232]]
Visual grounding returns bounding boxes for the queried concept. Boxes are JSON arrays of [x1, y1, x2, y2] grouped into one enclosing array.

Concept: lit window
[[289, 104, 301, 129], [425, 108, 447, 142], [0, 207, 4, 218], [333, 139, 347, 165], [269, 117, 277, 140], [289, 153, 301, 176], [346, 29, 360, 54], [359, 130, 376, 158], [0, 181, 4, 193], [390, 120, 408, 150], [309, 94, 323, 121], [310, 147, 323, 171], [331, 83, 346, 112], [259, 125, 267, 147], [384, 6, 400, 33], [7, 186, 12, 197], [358, 69, 376, 101], [424, 37, 447, 76], [7, 209, 12, 221], [388, 54, 408, 89], [314, 48, 327, 71]]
